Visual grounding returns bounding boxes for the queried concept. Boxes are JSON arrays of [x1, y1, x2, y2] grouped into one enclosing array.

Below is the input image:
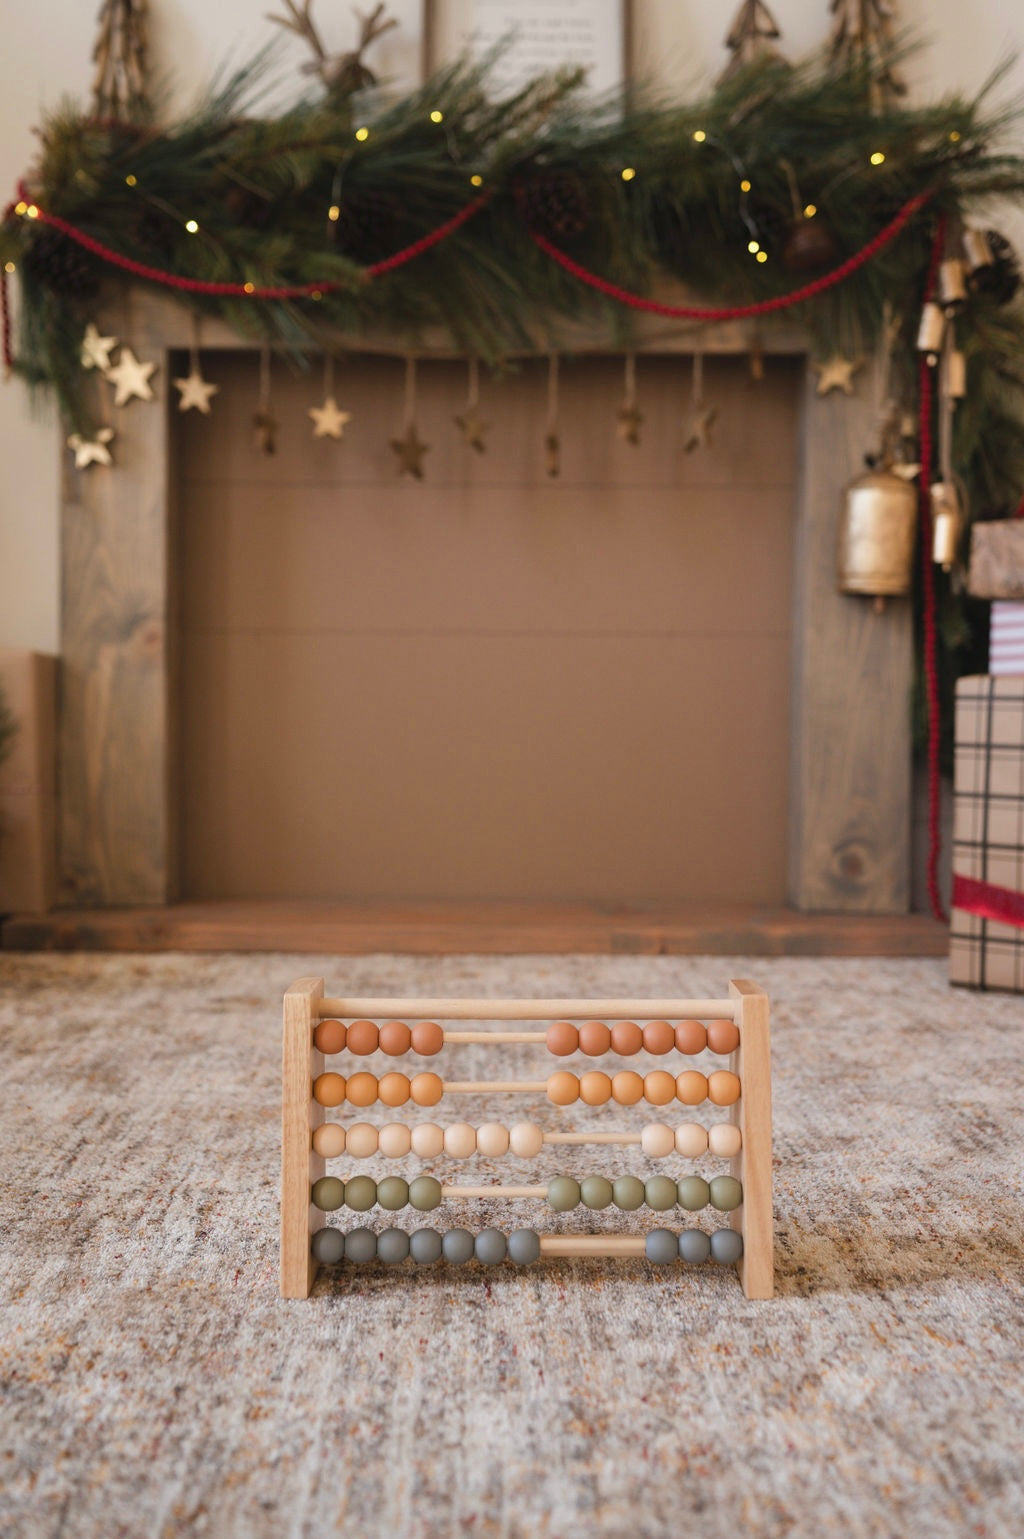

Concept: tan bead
[[312, 1122, 346, 1158], [379, 1020, 412, 1056], [312, 1071, 346, 1107], [546, 1021, 579, 1056], [378, 1071, 411, 1107], [346, 1019, 379, 1055], [611, 1070, 644, 1105], [410, 1122, 444, 1158], [610, 1020, 643, 1055], [641, 1122, 675, 1158], [345, 1122, 380, 1158], [644, 1070, 676, 1106], [346, 1071, 378, 1107], [314, 1019, 346, 1054], [509, 1121, 544, 1158], [675, 1019, 708, 1055], [707, 1070, 741, 1106], [642, 1020, 675, 1056], [675, 1122, 710, 1158], [578, 1020, 611, 1056], [477, 1122, 510, 1157], [676, 1070, 708, 1106], [707, 1020, 740, 1055], [579, 1071, 612, 1106], [444, 1122, 477, 1158], [411, 1020, 444, 1056], [378, 1122, 412, 1158], [708, 1122, 742, 1157], [547, 1071, 579, 1105], [411, 1071, 443, 1107]]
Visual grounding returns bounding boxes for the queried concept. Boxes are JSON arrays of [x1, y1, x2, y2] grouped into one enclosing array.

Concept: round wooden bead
[[646, 1228, 678, 1265], [676, 1070, 708, 1106], [509, 1121, 544, 1158], [707, 1020, 740, 1055], [409, 1176, 442, 1211], [710, 1228, 744, 1265], [678, 1228, 711, 1265], [611, 1070, 644, 1106], [345, 1122, 379, 1159], [547, 1176, 581, 1211], [312, 1123, 346, 1158], [475, 1229, 507, 1265], [643, 1020, 675, 1055], [578, 1020, 611, 1056], [311, 1176, 345, 1211], [580, 1175, 614, 1210], [379, 1020, 412, 1056], [345, 1227, 377, 1263], [708, 1123, 742, 1157], [410, 1228, 443, 1264], [346, 1071, 378, 1108], [477, 1123, 510, 1157], [377, 1176, 409, 1211], [442, 1228, 475, 1264], [675, 1123, 710, 1158], [312, 1072, 346, 1108], [641, 1123, 675, 1159], [411, 1020, 444, 1056], [378, 1072, 411, 1108], [645, 1175, 679, 1211], [612, 1175, 645, 1211], [411, 1123, 444, 1158], [579, 1071, 612, 1106], [610, 1020, 643, 1056], [708, 1070, 741, 1107], [677, 1175, 711, 1211], [411, 1072, 443, 1107], [312, 1226, 345, 1263], [547, 1072, 579, 1106], [346, 1019, 379, 1055], [508, 1228, 540, 1265], [709, 1175, 743, 1212], [314, 1019, 346, 1054], [378, 1123, 412, 1159], [546, 1021, 579, 1057], [675, 1019, 708, 1055], [344, 1175, 377, 1212], [378, 1228, 410, 1265], [444, 1122, 477, 1159], [644, 1070, 676, 1106]]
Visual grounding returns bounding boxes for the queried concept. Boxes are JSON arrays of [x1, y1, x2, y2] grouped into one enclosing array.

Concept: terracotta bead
[[610, 1020, 643, 1056], [346, 1019, 379, 1056], [707, 1019, 740, 1056], [477, 1122, 511, 1157], [547, 1071, 579, 1106], [578, 1020, 611, 1056], [675, 1019, 708, 1055], [675, 1122, 710, 1158], [314, 1019, 346, 1055], [708, 1069, 741, 1107], [676, 1070, 708, 1106], [345, 1122, 379, 1158], [641, 1122, 675, 1159], [411, 1072, 444, 1107], [312, 1072, 346, 1107], [644, 1070, 677, 1106], [444, 1122, 477, 1159], [378, 1123, 412, 1158], [379, 1020, 412, 1056], [346, 1071, 378, 1108], [642, 1020, 675, 1056], [312, 1122, 346, 1158], [378, 1071, 411, 1107], [708, 1122, 742, 1157], [611, 1070, 645, 1106], [410, 1122, 444, 1158], [411, 1020, 444, 1056], [579, 1070, 613, 1106], [509, 1121, 544, 1158], [546, 1021, 579, 1057]]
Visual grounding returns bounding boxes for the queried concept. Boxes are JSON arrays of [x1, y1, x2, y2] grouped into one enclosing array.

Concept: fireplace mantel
[[57, 287, 911, 913]]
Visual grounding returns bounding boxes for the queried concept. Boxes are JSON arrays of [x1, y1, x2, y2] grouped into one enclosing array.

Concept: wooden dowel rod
[[440, 1185, 547, 1199], [543, 1131, 642, 1145], [442, 1080, 548, 1094], [443, 1031, 547, 1044], [317, 997, 739, 1021], [539, 1235, 646, 1257]]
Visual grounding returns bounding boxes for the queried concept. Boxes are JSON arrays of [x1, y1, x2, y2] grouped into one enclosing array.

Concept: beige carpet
[[1, 951, 1023, 1539]]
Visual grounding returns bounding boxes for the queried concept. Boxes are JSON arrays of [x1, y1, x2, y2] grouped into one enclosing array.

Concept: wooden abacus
[[281, 979, 773, 1299]]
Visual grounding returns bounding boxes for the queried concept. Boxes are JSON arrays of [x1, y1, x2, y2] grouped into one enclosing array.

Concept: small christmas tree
[[91, 0, 149, 123], [828, 0, 906, 109], [719, 1, 784, 84]]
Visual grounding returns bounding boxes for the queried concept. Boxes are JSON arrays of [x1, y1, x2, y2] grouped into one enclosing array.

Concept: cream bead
[[509, 1121, 544, 1158], [312, 1122, 346, 1158], [476, 1122, 510, 1157], [411, 1122, 445, 1158], [675, 1122, 710, 1158], [345, 1122, 379, 1159], [708, 1122, 742, 1157], [444, 1122, 478, 1159], [378, 1123, 412, 1158], [640, 1123, 676, 1159]]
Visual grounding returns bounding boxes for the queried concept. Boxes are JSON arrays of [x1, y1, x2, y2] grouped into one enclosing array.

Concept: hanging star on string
[[814, 355, 862, 396], [683, 404, 719, 454], [309, 395, 351, 439], [455, 407, 489, 453], [67, 426, 115, 468], [253, 411, 277, 455], [80, 323, 117, 373], [390, 424, 430, 479], [545, 432, 561, 478], [617, 403, 644, 446], [174, 365, 219, 414], [107, 346, 156, 406]]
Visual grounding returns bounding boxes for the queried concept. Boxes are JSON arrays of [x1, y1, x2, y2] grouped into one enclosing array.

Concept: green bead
[[644, 1175, 679, 1211], [709, 1175, 743, 1212], [580, 1175, 614, 1210], [677, 1175, 711, 1212], [409, 1175, 442, 1211], [311, 1176, 345, 1212], [612, 1175, 645, 1211], [547, 1176, 581, 1212], [377, 1176, 409, 1211], [344, 1175, 377, 1212]]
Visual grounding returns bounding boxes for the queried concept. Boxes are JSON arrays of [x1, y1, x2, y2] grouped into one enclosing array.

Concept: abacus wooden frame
[[280, 978, 773, 1300]]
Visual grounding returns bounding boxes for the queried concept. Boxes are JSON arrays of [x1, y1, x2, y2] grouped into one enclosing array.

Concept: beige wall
[[2, 0, 1023, 654]]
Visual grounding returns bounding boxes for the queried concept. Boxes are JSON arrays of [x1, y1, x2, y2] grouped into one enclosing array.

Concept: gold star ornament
[[309, 395, 351, 439], [390, 424, 430, 479], [107, 346, 157, 406], [617, 403, 644, 446], [80, 323, 117, 373], [174, 367, 219, 414], [67, 427, 115, 469], [814, 355, 862, 396], [683, 404, 719, 454], [455, 408, 489, 453]]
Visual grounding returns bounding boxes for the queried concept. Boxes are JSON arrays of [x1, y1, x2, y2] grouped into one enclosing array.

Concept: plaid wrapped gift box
[[950, 674, 1024, 991]]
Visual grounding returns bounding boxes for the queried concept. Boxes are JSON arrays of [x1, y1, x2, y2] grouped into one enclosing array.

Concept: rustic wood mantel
[[57, 287, 910, 913]]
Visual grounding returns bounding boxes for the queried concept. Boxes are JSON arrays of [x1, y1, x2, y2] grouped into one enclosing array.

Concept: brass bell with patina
[[837, 464, 919, 603]]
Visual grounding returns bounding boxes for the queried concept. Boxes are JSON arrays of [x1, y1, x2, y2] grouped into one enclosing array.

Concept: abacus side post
[[729, 979, 774, 1300], [281, 976, 325, 1298]]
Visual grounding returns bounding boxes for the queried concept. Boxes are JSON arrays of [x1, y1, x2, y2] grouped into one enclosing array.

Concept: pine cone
[[515, 170, 590, 241], [224, 185, 275, 230], [22, 230, 101, 300], [130, 204, 180, 254], [970, 231, 1021, 307], [331, 189, 404, 263]]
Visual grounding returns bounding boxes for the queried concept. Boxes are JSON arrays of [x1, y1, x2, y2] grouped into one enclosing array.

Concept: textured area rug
[[1, 951, 1023, 1539]]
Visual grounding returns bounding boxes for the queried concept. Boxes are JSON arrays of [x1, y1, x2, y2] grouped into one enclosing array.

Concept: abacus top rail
[[315, 996, 740, 1022]]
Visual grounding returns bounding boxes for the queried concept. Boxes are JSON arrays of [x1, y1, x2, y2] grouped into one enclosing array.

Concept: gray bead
[[645, 1175, 679, 1211], [344, 1175, 377, 1212], [409, 1176, 442, 1212], [645, 1228, 678, 1265], [508, 1228, 540, 1265], [442, 1227, 475, 1265], [475, 1228, 508, 1265], [677, 1176, 711, 1212], [613, 1176, 646, 1211], [709, 1175, 743, 1212], [311, 1176, 345, 1212], [547, 1176, 581, 1212], [409, 1228, 443, 1265], [311, 1226, 345, 1264], [377, 1228, 410, 1265], [678, 1228, 712, 1265], [580, 1175, 614, 1210], [377, 1176, 409, 1211], [344, 1227, 377, 1263], [710, 1227, 744, 1265]]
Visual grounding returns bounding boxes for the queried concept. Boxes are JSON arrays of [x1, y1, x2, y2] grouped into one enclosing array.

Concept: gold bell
[[916, 301, 946, 354], [943, 347, 967, 399], [837, 465, 919, 606], [939, 258, 968, 308], [931, 481, 963, 571], [963, 228, 994, 272]]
